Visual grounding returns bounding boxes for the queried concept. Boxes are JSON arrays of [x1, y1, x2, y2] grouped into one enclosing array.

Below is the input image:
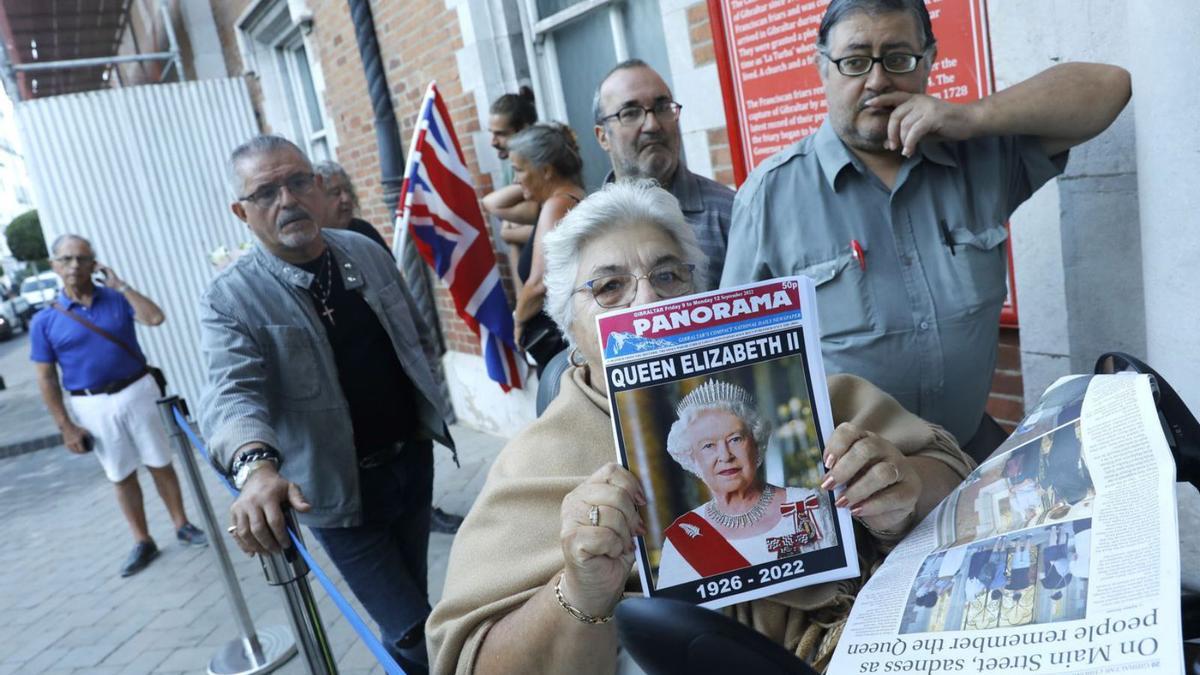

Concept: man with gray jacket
[[200, 135, 453, 674]]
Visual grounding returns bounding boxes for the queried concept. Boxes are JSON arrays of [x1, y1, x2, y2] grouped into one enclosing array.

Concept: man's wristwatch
[[230, 446, 282, 490], [234, 459, 279, 490]]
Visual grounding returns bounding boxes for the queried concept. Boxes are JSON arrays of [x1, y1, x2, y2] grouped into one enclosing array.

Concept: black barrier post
[[258, 510, 339, 675], [156, 396, 298, 674]]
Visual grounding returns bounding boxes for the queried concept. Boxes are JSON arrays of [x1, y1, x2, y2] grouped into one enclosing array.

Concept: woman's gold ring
[[589, 505, 601, 527]]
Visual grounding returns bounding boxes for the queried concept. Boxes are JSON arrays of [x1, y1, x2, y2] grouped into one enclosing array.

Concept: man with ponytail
[[483, 87, 541, 285]]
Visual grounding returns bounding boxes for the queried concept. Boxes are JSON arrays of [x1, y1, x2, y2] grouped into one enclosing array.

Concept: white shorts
[[68, 374, 173, 481]]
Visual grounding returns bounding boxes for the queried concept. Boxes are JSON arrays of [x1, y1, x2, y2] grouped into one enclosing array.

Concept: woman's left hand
[[820, 423, 922, 534]]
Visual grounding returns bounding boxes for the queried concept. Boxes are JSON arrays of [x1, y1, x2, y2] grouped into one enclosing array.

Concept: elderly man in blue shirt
[[31, 235, 206, 577], [722, 0, 1131, 460]]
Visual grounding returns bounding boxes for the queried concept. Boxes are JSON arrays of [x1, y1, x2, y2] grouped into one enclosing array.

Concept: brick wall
[[305, 0, 501, 356], [987, 328, 1025, 432], [685, 2, 735, 189], [686, 2, 716, 67], [707, 127, 736, 188]]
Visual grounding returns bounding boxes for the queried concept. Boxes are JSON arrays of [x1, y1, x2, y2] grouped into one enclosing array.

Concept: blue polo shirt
[[30, 287, 147, 392]]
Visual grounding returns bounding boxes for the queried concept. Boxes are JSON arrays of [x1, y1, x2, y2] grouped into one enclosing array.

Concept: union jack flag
[[396, 82, 526, 391]]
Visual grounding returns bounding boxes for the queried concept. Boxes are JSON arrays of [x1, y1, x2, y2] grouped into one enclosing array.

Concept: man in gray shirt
[[200, 135, 453, 673], [594, 59, 733, 288], [722, 0, 1130, 457]]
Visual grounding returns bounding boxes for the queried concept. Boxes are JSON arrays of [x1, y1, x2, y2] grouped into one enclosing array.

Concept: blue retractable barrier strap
[[172, 407, 407, 675]]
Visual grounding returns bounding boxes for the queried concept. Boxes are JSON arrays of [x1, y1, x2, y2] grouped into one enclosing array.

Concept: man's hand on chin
[[866, 92, 978, 157]]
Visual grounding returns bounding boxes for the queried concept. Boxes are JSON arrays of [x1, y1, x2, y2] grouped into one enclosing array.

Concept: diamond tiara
[[675, 379, 756, 417]]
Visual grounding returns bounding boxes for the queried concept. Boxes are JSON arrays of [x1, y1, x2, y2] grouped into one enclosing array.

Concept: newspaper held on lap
[[829, 374, 1184, 673]]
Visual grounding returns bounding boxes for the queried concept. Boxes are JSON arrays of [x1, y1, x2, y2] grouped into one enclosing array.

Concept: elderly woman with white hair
[[426, 181, 974, 674], [311, 160, 390, 253], [655, 380, 835, 589]]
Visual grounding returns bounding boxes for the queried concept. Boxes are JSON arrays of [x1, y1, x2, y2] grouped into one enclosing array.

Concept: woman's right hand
[[559, 462, 647, 617]]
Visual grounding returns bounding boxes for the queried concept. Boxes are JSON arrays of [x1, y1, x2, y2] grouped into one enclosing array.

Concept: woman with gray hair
[[655, 379, 834, 589], [505, 123, 586, 374], [427, 180, 973, 674], [311, 160, 390, 254]]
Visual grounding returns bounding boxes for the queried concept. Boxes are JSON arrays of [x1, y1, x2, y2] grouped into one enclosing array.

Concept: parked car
[[19, 272, 61, 309], [0, 313, 13, 341], [0, 296, 33, 332]]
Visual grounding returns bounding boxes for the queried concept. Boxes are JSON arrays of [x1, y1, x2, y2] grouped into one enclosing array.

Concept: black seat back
[[1094, 351, 1200, 487], [535, 349, 572, 417], [616, 597, 819, 675]]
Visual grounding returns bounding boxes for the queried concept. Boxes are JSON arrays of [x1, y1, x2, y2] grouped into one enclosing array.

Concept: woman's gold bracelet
[[554, 573, 613, 625]]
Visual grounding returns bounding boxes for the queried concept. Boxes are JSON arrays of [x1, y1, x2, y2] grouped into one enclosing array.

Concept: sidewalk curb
[[0, 433, 63, 459]]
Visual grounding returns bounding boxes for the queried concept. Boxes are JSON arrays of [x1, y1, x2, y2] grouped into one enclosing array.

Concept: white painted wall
[[457, 0, 542, 182], [177, 0, 228, 80], [441, 351, 537, 435], [1128, 0, 1200, 414], [659, 0, 724, 182], [987, 0, 1144, 406], [659, 0, 723, 181]]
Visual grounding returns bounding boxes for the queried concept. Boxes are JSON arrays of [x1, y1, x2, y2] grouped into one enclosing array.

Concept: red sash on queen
[[663, 512, 751, 576]]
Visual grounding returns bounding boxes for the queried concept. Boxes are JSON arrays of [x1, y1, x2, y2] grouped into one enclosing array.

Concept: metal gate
[[16, 78, 259, 405]]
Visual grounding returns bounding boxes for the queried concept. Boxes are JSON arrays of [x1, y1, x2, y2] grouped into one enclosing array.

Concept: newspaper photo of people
[[990, 375, 1090, 458], [613, 356, 840, 591], [935, 419, 1095, 550], [901, 518, 1092, 634]]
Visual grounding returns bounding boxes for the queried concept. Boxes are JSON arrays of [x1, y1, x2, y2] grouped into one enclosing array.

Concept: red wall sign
[[707, 0, 1018, 325]]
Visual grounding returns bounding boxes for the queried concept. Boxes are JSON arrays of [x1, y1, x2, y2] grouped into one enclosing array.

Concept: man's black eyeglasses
[[238, 172, 317, 208], [598, 100, 683, 128], [823, 52, 925, 77]]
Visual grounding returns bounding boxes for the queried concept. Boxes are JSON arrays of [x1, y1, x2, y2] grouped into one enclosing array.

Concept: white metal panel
[[15, 78, 259, 407]]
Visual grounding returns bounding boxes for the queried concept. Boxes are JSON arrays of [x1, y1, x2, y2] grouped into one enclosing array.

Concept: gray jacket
[[198, 229, 453, 528]]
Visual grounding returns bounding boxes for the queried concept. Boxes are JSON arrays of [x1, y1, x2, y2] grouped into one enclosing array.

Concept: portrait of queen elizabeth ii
[[656, 379, 835, 589]]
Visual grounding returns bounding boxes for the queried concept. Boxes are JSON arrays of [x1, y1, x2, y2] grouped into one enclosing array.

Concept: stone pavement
[[0, 420, 507, 675], [0, 330, 61, 456]]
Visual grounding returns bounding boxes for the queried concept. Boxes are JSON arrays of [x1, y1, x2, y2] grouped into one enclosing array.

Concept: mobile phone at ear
[[82, 434, 94, 452], [92, 268, 110, 285]]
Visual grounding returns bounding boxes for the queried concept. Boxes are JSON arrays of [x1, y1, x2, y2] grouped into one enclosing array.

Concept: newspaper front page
[[596, 277, 859, 610], [830, 374, 1183, 673]]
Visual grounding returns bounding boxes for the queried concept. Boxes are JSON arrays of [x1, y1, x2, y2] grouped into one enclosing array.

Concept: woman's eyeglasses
[[575, 263, 696, 308]]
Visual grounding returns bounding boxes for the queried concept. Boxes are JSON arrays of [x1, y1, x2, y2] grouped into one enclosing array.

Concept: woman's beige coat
[[427, 367, 974, 674]]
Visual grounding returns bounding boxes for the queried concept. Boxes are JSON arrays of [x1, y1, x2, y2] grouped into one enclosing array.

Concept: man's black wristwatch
[[230, 446, 282, 490]]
